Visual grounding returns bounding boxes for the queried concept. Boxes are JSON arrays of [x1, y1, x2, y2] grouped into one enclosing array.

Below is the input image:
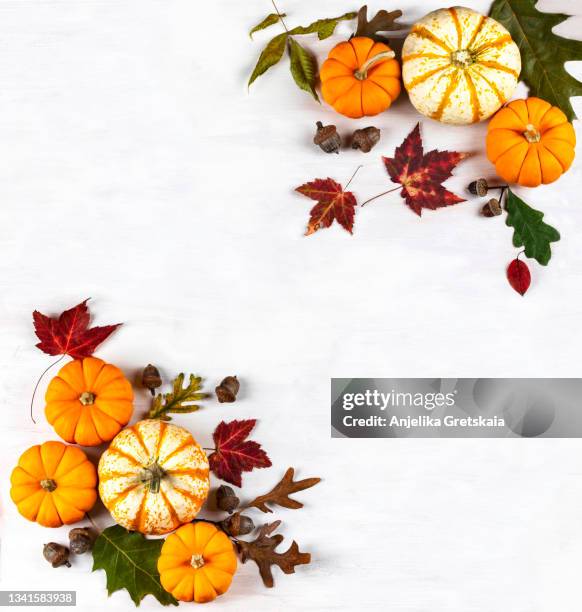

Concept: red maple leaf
[[295, 178, 357, 235], [208, 419, 272, 487], [382, 123, 468, 216], [33, 299, 121, 358]]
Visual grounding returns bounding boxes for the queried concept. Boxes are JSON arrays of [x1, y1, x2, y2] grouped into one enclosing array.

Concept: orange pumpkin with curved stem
[[320, 36, 401, 118], [158, 522, 237, 603], [10, 441, 97, 527], [45, 357, 133, 446], [486, 97, 576, 187]]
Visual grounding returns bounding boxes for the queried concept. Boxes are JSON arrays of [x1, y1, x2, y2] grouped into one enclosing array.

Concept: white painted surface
[[0, 0, 581, 609]]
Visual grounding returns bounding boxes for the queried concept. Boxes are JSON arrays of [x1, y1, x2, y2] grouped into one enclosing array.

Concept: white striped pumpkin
[[98, 419, 210, 535], [402, 7, 520, 124]]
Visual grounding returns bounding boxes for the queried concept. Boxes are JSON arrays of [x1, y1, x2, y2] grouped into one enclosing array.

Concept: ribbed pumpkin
[[402, 6, 520, 124], [10, 441, 97, 527], [158, 522, 237, 603], [320, 36, 401, 118], [98, 419, 210, 535], [486, 97, 576, 187], [45, 357, 133, 446]]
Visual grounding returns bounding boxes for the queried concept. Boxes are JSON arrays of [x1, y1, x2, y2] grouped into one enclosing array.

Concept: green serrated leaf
[[92, 526, 177, 607], [248, 33, 288, 87], [148, 373, 207, 419], [249, 13, 286, 38], [505, 188, 560, 265], [490, 0, 582, 121], [288, 12, 357, 40], [288, 38, 319, 101]]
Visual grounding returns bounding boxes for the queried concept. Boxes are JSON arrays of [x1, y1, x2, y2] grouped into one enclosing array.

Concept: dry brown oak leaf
[[248, 467, 321, 513]]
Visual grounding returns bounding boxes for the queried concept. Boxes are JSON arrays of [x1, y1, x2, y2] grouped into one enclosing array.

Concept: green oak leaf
[[490, 0, 582, 121], [249, 33, 288, 87], [249, 13, 286, 39], [288, 38, 319, 101], [505, 188, 560, 265], [148, 373, 207, 420], [92, 526, 178, 606], [288, 12, 357, 40]]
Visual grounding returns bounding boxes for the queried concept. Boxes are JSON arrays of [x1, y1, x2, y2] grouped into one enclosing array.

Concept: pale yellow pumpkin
[[402, 6, 521, 124], [98, 419, 210, 535]]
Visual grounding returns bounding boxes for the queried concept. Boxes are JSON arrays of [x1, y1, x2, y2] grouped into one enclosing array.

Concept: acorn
[[69, 527, 94, 554], [351, 126, 380, 153], [481, 197, 502, 217], [468, 178, 489, 197], [221, 512, 254, 537], [216, 485, 240, 513], [215, 376, 240, 403], [43, 543, 71, 568], [313, 121, 341, 154], [142, 364, 162, 396]]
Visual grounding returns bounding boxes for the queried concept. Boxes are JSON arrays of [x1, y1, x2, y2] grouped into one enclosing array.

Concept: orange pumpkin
[[486, 97, 576, 187], [10, 441, 97, 527], [158, 522, 237, 603], [45, 357, 133, 446], [320, 36, 401, 118]]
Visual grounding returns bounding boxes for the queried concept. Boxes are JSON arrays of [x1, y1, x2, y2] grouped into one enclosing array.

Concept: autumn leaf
[[249, 13, 286, 39], [288, 38, 318, 101], [380, 123, 468, 216], [33, 299, 121, 359], [238, 523, 311, 588], [248, 467, 321, 513], [208, 419, 272, 487], [505, 188, 560, 265], [490, 0, 582, 121], [295, 178, 358, 235], [507, 257, 531, 295], [354, 5, 405, 41], [92, 526, 177, 606], [147, 373, 208, 420]]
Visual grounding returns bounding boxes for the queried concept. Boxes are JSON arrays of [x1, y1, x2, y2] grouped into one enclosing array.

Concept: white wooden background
[[1, 0, 582, 610]]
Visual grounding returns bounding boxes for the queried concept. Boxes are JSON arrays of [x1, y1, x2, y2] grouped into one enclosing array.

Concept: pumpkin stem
[[41, 478, 57, 492], [190, 554, 205, 569], [524, 123, 541, 143], [79, 391, 96, 406], [140, 461, 165, 494], [450, 49, 474, 68], [354, 50, 395, 80]]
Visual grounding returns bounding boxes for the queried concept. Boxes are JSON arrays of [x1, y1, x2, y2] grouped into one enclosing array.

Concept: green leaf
[[505, 188, 560, 265], [248, 33, 288, 87], [249, 13, 286, 39], [92, 526, 177, 607], [288, 38, 319, 101], [490, 0, 582, 121], [148, 373, 207, 419], [288, 12, 357, 40]]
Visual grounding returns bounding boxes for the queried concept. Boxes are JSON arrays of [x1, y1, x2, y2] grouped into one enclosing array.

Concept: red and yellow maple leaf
[[208, 419, 272, 487], [295, 178, 357, 235], [382, 123, 469, 216], [33, 299, 121, 359]]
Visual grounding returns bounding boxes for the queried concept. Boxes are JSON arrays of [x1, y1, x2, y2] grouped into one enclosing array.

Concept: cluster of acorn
[[43, 528, 94, 568], [313, 121, 380, 154], [468, 178, 508, 217], [142, 364, 240, 404], [215, 485, 254, 537]]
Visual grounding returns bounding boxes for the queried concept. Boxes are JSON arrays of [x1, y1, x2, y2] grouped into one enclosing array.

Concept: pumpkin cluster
[[318, 5, 575, 187]]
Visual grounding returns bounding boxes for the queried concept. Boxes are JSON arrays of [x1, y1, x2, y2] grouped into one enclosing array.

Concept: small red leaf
[[208, 419, 272, 487], [33, 299, 121, 358], [382, 122, 469, 216], [507, 258, 531, 295], [295, 178, 357, 235]]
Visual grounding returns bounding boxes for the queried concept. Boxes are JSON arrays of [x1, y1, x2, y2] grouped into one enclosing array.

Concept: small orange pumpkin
[[10, 441, 97, 527], [158, 522, 237, 603], [486, 97, 576, 187], [45, 357, 133, 446], [320, 36, 401, 118]]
